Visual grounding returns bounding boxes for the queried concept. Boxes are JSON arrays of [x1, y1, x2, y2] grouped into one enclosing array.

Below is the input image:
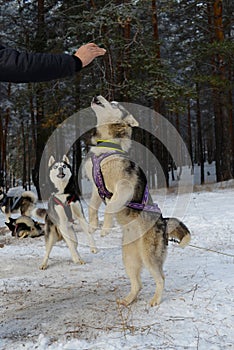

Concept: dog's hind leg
[[89, 187, 102, 234], [117, 242, 143, 306], [143, 256, 165, 306], [71, 202, 97, 253], [55, 206, 85, 265], [40, 227, 58, 270], [62, 227, 85, 265]]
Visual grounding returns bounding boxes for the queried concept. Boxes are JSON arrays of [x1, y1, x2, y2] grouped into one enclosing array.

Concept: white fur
[[40, 155, 97, 270]]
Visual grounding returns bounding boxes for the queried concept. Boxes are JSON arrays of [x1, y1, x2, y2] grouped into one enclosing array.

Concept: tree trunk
[[0, 113, 4, 187], [187, 99, 193, 166], [32, 0, 46, 199], [210, 0, 233, 181], [1, 83, 11, 189], [21, 121, 27, 189], [151, 0, 168, 188], [196, 83, 204, 184]]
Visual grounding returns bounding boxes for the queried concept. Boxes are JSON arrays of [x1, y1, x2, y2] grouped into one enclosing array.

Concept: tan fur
[[166, 218, 191, 247], [1, 190, 36, 221], [21, 191, 37, 203], [86, 96, 190, 306], [15, 215, 36, 227]]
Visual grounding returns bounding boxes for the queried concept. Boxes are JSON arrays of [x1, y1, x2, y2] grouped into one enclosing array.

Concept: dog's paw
[[116, 298, 130, 307], [89, 221, 99, 233], [100, 228, 110, 237], [91, 247, 98, 254], [74, 258, 86, 265], [39, 264, 47, 270], [149, 296, 161, 307], [89, 226, 97, 234]]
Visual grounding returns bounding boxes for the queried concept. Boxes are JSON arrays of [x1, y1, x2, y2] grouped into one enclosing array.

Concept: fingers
[[74, 43, 106, 67], [83, 43, 106, 58]]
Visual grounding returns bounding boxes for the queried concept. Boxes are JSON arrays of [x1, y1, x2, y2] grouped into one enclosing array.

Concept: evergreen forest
[[0, 0, 233, 197]]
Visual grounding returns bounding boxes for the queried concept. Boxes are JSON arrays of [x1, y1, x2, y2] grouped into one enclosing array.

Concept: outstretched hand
[[74, 43, 106, 67]]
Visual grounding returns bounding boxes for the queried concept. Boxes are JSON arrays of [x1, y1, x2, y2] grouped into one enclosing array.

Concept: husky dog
[[5, 216, 44, 238], [39, 155, 96, 270], [85, 95, 191, 306], [0, 187, 36, 222]]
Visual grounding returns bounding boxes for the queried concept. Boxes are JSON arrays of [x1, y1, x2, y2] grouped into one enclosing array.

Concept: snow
[[0, 185, 233, 349]]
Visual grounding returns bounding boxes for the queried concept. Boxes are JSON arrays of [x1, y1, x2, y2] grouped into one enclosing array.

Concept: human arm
[[0, 43, 106, 83]]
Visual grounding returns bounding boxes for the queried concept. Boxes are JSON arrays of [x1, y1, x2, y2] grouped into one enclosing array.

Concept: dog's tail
[[165, 218, 191, 247], [31, 207, 47, 220], [21, 191, 37, 203]]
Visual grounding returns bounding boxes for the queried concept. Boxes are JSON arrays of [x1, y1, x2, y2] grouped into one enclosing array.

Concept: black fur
[[5, 217, 44, 238]]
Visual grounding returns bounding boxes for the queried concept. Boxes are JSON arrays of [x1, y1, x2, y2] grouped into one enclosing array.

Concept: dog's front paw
[[116, 298, 131, 307], [100, 230, 108, 237], [89, 224, 98, 234], [100, 228, 110, 237]]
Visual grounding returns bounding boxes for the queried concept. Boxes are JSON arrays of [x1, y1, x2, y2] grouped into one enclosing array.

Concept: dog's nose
[[92, 96, 99, 103]]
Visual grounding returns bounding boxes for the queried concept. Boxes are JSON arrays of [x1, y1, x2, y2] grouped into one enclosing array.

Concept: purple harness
[[91, 151, 161, 214]]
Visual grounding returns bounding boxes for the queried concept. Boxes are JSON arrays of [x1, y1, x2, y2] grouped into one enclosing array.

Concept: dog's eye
[[53, 165, 58, 169], [63, 165, 67, 168]]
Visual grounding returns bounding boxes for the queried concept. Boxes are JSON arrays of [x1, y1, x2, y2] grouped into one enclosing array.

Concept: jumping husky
[[39, 155, 96, 270], [0, 187, 36, 222], [85, 95, 191, 306]]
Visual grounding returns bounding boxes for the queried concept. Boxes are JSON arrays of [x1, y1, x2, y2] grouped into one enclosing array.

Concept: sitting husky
[[0, 187, 36, 222], [5, 216, 44, 238], [39, 155, 96, 270], [85, 95, 191, 306]]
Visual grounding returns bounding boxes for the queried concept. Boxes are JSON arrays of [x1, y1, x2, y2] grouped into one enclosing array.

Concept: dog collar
[[96, 140, 125, 153]]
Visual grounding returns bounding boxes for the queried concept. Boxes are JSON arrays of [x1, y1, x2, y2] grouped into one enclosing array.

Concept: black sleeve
[[0, 45, 83, 83]]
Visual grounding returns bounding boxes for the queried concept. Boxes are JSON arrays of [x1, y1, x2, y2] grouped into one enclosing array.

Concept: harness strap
[[126, 185, 161, 213], [53, 194, 76, 207], [53, 196, 64, 207], [52, 194, 76, 222], [67, 194, 77, 205], [11, 196, 22, 211], [92, 151, 123, 202], [91, 152, 161, 214]]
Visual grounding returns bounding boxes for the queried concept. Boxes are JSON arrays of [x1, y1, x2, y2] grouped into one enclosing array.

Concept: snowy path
[[0, 188, 233, 349]]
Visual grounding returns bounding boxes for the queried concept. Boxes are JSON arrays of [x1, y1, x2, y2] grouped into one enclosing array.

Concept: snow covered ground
[[0, 184, 233, 349]]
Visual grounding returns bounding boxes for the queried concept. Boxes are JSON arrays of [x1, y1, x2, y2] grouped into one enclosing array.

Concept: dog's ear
[[124, 114, 139, 127], [62, 155, 70, 165], [48, 156, 55, 167]]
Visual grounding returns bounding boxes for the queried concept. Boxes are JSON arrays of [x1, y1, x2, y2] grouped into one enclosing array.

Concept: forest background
[[0, 0, 233, 199]]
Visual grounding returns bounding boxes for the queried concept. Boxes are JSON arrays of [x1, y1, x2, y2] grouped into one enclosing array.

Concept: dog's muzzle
[[57, 167, 65, 178], [92, 96, 104, 107]]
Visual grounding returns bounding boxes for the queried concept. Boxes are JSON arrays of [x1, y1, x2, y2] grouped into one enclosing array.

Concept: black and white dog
[[39, 155, 96, 270], [5, 216, 44, 238], [0, 187, 36, 222]]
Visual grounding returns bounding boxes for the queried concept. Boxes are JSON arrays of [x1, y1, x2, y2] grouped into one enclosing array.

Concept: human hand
[[74, 43, 106, 67]]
